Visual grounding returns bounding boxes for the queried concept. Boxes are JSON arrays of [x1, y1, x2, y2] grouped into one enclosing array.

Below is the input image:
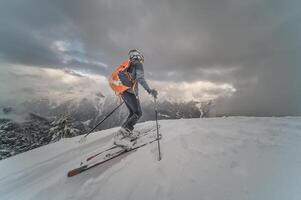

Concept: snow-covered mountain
[[0, 97, 206, 160], [3, 96, 205, 127], [0, 117, 300, 200]]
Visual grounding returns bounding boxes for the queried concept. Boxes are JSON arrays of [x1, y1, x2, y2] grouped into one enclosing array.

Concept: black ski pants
[[121, 91, 142, 131]]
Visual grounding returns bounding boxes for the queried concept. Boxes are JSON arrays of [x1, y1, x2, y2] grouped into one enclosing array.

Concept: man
[[114, 49, 157, 148]]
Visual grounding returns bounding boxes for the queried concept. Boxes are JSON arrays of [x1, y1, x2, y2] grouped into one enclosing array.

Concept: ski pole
[[154, 97, 162, 161], [79, 101, 124, 143]]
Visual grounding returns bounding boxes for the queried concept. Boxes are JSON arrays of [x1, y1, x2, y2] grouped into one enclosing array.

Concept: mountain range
[[0, 95, 212, 160]]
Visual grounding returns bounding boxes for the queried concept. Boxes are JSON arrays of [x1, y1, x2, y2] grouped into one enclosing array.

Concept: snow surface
[[0, 117, 301, 200]]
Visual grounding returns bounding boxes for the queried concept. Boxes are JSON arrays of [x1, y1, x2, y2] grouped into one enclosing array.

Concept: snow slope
[[0, 117, 301, 200]]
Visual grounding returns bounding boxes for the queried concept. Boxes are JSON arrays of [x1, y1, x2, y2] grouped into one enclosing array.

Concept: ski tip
[[67, 168, 82, 177]]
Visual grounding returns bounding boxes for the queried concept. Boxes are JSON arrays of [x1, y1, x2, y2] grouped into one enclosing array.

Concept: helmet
[[128, 49, 144, 63]]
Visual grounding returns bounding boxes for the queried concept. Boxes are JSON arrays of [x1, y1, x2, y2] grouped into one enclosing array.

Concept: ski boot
[[126, 129, 140, 141], [114, 127, 134, 150]]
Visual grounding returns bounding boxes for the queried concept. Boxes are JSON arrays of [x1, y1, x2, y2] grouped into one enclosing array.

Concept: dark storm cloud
[[0, 0, 107, 71], [0, 0, 300, 115], [0, 1, 63, 67]]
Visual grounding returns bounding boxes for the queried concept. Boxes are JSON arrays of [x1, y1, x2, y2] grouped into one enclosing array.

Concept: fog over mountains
[[0, 93, 212, 160]]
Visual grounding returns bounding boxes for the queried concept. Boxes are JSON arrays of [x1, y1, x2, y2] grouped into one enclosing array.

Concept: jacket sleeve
[[135, 63, 151, 93]]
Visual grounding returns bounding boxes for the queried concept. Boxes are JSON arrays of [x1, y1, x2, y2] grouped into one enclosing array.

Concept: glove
[[148, 89, 158, 98]]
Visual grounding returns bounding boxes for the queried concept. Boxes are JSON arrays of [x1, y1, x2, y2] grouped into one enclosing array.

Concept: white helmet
[[128, 49, 144, 63]]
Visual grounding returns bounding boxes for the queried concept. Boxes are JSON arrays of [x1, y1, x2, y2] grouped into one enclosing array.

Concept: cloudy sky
[[0, 0, 300, 116]]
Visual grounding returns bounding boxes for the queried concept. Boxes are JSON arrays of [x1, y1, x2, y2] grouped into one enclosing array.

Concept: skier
[[113, 49, 158, 148]]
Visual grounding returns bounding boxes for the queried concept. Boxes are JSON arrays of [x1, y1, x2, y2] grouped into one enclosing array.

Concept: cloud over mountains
[[0, 0, 300, 115]]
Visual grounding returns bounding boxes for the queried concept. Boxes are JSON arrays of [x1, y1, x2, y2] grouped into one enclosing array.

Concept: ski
[[86, 145, 117, 162], [67, 136, 161, 177], [85, 125, 160, 162]]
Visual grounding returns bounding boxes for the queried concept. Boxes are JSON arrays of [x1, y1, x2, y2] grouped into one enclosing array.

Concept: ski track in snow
[[0, 117, 301, 200]]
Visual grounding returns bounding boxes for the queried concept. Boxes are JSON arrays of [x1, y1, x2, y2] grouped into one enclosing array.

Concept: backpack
[[109, 60, 137, 95]]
